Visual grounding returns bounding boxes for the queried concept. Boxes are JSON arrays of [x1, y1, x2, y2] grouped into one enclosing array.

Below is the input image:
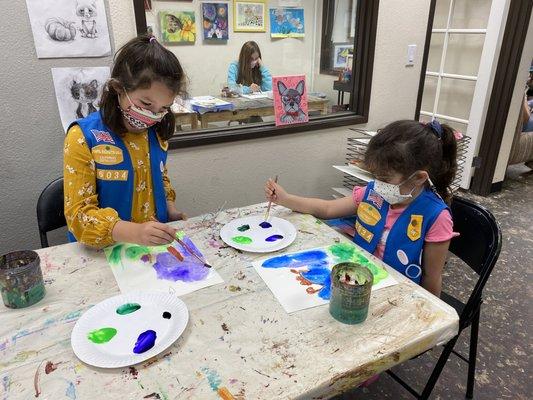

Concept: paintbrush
[[149, 216, 212, 268], [264, 175, 279, 222]]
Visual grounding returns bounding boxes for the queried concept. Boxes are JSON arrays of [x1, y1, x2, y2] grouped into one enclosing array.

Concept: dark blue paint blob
[[162, 311, 171, 319], [302, 267, 332, 299], [262, 250, 329, 269], [133, 330, 157, 354], [259, 221, 272, 229], [265, 234, 284, 242]]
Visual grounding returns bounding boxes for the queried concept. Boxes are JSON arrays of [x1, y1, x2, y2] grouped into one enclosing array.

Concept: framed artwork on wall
[[233, 0, 266, 32]]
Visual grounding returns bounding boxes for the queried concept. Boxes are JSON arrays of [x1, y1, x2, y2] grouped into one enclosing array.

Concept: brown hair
[[364, 120, 458, 204], [99, 34, 186, 140], [236, 41, 263, 87]]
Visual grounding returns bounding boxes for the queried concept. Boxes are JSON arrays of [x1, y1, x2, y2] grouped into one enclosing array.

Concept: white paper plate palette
[[71, 292, 188, 368], [220, 215, 297, 253]]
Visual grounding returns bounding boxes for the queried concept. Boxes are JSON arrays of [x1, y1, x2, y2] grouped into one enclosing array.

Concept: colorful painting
[[234, 0, 266, 32], [105, 231, 223, 295], [25, 0, 111, 58], [253, 242, 398, 313], [333, 44, 354, 69], [269, 8, 304, 38], [159, 11, 196, 43], [273, 75, 309, 126], [202, 3, 228, 40]]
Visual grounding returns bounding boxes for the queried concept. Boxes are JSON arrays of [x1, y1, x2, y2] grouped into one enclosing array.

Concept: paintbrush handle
[[176, 238, 212, 268], [264, 175, 279, 221]]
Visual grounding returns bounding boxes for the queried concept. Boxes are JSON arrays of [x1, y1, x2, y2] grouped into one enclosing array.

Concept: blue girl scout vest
[[67, 111, 169, 242], [353, 181, 448, 284]]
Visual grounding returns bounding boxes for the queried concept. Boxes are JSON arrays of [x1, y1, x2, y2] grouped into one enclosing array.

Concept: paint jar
[[329, 262, 373, 324], [0, 250, 46, 309]]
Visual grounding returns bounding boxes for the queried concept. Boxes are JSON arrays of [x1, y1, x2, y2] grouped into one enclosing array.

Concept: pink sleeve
[[425, 209, 460, 242], [352, 185, 366, 208]]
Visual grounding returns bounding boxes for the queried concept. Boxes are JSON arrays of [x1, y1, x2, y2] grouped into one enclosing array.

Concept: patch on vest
[[357, 202, 381, 226], [92, 145, 124, 165], [407, 215, 423, 241], [96, 169, 128, 181], [355, 221, 374, 243], [90, 129, 115, 144]]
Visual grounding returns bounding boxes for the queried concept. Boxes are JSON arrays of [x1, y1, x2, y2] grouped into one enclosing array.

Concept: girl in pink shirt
[[264, 119, 459, 297]]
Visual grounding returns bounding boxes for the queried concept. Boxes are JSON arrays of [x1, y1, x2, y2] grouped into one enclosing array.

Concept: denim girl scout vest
[[353, 181, 448, 284], [67, 111, 168, 242]]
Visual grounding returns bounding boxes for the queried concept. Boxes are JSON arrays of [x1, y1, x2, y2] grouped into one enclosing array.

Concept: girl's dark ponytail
[[431, 124, 457, 204]]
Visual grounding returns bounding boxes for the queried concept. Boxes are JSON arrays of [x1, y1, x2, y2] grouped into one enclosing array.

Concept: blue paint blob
[[302, 267, 332, 300], [262, 250, 329, 269], [265, 234, 284, 242], [133, 330, 157, 354], [259, 221, 272, 229]]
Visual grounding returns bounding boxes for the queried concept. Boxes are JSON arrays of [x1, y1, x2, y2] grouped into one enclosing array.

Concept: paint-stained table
[[0, 203, 459, 399]]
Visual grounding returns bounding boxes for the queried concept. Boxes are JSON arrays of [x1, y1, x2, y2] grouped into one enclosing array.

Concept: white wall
[[492, 10, 533, 183], [0, 0, 431, 254]]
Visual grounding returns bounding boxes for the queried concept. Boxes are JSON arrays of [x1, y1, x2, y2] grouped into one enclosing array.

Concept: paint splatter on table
[[0, 203, 458, 399]]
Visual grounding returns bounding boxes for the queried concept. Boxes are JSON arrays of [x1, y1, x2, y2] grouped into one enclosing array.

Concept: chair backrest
[[449, 196, 502, 319], [36, 177, 66, 248]]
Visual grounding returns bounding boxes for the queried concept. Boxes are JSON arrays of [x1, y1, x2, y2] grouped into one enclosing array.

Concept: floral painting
[[159, 11, 196, 43], [233, 0, 266, 32], [202, 3, 228, 40], [269, 8, 304, 38]]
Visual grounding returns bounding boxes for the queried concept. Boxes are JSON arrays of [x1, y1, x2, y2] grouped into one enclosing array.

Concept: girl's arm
[[260, 65, 272, 91], [265, 179, 356, 219], [421, 240, 450, 297], [227, 62, 251, 94]]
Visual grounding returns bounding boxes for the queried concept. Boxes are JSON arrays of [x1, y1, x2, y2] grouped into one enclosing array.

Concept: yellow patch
[[407, 215, 423, 241], [355, 221, 374, 243], [157, 135, 169, 151], [92, 145, 124, 165], [96, 169, 129, 181], [357, 203, 382, 226]]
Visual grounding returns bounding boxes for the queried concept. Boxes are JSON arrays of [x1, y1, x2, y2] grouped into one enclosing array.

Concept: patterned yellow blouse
[[63, 125, 176, 248]]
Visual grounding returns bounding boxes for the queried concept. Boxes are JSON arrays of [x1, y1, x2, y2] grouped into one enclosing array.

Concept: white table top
[[0, 203, 458, 399]]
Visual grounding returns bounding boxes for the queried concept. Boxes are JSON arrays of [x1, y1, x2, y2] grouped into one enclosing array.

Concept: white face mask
[[373, 173, 419, 205]]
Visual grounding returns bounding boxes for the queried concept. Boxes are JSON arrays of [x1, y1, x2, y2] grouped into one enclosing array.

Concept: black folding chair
[[386, 196, 502, 399], [36, 178, 66, 248]]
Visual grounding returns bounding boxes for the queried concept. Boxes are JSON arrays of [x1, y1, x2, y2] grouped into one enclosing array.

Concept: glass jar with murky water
[[0, 250, 45, 308]]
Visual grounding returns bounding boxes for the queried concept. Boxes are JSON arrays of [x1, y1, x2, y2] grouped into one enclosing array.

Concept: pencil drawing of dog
[[277, 80, 306, 124]]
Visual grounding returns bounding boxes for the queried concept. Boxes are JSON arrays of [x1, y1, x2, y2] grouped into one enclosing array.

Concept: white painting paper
[[25, 0, 111, 58], [51, 67, 110, 131]]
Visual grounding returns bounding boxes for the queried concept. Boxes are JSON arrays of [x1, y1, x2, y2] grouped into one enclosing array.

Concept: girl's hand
[[256, 58, 263, 67], [167, 202, 188, 222], [264, 178, 289, 205], [250, 83, 261, 92], [133, 221, 177, 246]]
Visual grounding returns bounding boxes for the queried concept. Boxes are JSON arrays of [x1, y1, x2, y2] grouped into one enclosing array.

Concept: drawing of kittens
[[76, 0, 98, 38], [71, 79, 98, 119]]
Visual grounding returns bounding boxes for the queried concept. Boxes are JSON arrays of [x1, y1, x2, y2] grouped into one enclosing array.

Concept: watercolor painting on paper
[[252, 242, 397, 313], [105, 231, 223, 295], [202, 3, 229, 40], [234, 1, 266, 32], [159, 11, 196, 43], [269, 8, 304, 38]]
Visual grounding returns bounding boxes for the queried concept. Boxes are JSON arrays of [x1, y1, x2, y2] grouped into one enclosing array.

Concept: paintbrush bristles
[[264, 175, 279, 222]]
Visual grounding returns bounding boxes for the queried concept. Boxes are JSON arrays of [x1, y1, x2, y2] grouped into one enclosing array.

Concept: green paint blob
[[108, 245, 123, 265], [116, 303, 141, 315], [237, 224, 250, 232], [329, 243, 356, 261], [125, 246, 150, 261], [364, 262, 389, 285], [232, 236, 253, 244], [149, 244, 169, 253], [175, 231, 185, 240], [87, 327, 117, 344]]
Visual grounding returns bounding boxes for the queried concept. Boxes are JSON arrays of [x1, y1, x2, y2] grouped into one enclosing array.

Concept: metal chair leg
[[466, 309, 480, 399], [419, 335, 459, 400]]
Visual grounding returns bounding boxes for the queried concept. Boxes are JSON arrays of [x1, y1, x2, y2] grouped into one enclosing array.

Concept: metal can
[[329, 262, 373, 324], [0, 250, 46, 309]]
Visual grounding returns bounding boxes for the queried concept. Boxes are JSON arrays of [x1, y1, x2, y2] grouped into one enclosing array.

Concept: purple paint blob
[[152, 237, 209, 282], [259, 221, 272, 229], [265, 234, 284, 242], [133, 330, 156, 354], [140, 254, 150, 263]]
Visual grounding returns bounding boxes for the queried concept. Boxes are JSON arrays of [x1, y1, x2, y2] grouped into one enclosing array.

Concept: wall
[[0, 0, 431, 254], [492, 10, 533, 183]]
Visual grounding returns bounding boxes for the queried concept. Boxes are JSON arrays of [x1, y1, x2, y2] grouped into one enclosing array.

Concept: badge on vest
[[355, 221, 374, 243], [96, 169, 128, 181], [407, 214, 423, 241], [357, 202, 382, 226], [92, 145, 124, 165]]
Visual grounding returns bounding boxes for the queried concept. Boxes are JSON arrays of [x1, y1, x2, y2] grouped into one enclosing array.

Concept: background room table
[[0, 203, 458, 399]]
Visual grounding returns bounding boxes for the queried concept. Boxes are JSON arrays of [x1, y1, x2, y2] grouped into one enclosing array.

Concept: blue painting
[[269, 8, 305, 38]]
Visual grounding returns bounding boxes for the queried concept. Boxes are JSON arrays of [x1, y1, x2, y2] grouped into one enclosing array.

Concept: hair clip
[[149, 36, 157, 43], [453, 130, 463, 140], [427, 119, 443, 139]]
